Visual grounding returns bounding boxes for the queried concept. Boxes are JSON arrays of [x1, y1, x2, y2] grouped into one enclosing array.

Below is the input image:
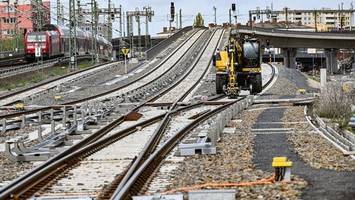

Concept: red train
[[25, 24, 112, 60]]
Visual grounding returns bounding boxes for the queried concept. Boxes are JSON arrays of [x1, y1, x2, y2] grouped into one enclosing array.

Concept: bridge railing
[[238, 25, 355, 37]]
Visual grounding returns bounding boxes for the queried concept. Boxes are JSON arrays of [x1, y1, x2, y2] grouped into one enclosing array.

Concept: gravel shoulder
[[259, 63, 319, 100], [283, 106, 355, 171], [144, 107, 307, 199], [252, 61, 355, 200]]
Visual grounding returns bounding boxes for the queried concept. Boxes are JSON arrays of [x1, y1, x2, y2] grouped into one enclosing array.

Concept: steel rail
[[112, 98, 245, 200], [0, 101, 211, 199], [147, 29, 223, 103], [111, 58, 276, 200], [0, 28, 208, 199], [0, 55, 97, 79], [106, 28, 224, 199], [0, 28, 202, 118]]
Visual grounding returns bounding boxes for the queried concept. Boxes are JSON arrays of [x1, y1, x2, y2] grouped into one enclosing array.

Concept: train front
[[25, 32, 48, 60]]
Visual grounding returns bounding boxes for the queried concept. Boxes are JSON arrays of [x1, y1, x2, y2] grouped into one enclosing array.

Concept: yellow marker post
[[298, 88, 306, 95], [54, 96, 62, 101], [272, 157, 293, 182], [15, 103, 24, 110], [342, 83, 351, 94], [121, 48, 130, 74]]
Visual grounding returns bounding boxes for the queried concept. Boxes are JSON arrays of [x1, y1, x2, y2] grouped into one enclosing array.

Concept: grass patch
[[0, 36, 24, 51], [0, 60, 94, 92], [308, 74, 320, 82]]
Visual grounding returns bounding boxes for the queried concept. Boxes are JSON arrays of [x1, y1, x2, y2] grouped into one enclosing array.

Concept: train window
[[27, 35, 46, 42]]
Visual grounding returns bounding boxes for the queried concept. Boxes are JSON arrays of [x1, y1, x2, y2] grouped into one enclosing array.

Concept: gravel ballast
[[283, 106, 355, 171], [145, 107, 307, 199]]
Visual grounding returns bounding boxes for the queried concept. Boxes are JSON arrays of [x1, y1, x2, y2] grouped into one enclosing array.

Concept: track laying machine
[[213, 30, 262, 98]]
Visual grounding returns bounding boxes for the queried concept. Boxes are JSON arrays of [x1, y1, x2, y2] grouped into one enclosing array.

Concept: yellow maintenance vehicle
[[213, 32, 262, 98]]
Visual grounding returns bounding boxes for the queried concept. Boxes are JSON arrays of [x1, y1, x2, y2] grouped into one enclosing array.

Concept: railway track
[[0, 28, 201, 109], [0, 28, 225, 198], [111, 63, 276, 200], [0, 27, 276, 199], [0, 56, 27, 68], [0, 29, 208, 175], [0, 55, 96, 79]]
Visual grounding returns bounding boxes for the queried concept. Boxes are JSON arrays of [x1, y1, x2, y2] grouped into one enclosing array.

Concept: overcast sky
[[55, 0, 355, 36]]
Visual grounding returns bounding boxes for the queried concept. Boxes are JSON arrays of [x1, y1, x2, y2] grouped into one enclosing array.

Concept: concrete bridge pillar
[[112, 50, 117, 61], [282, 48, 297, 68], [325, 49, 338, 74]]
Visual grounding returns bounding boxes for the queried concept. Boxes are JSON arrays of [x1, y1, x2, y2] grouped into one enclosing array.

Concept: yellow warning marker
[[54, 96, 62, 101], [272, 157, 293, 167], [272, 157, 293, 182], [14, 103, 24, 110], [298, 88, 306, 94], [121, 48, 130, 56], [342, 83, 351, 94], [121, 47, 130, 74]]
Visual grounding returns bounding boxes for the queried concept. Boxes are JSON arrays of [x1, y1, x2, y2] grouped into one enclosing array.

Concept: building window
[[2, 18, 16, 24], [3, 6, 15, 13], [10, 18, 16, 24]]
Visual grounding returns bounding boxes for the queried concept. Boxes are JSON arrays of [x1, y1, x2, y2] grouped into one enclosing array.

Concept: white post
[[1, 119, 6, 133], [38, 111, 42, 140], [124, 55, 127, 74], [320, 68, 327, 88], [50, 109, 55, 134]]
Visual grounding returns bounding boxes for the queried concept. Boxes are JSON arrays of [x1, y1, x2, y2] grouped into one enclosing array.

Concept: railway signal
[[69, 0, 77, 71]]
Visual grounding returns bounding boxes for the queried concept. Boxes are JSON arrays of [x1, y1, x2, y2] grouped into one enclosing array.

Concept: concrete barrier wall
[[145, 26, 193, 60]]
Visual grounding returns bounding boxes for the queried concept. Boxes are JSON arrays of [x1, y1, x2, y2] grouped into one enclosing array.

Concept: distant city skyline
[[53, 0, 355, 37]]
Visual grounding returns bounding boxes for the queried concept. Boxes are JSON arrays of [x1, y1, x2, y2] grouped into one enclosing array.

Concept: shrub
[[315, 82, 354, 128]]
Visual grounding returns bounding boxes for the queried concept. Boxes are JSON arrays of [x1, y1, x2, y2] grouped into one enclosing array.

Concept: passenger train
[[24, 24, 112, 60]]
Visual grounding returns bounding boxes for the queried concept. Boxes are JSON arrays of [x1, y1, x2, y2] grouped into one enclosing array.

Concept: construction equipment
[[213, 30, 262, 98]]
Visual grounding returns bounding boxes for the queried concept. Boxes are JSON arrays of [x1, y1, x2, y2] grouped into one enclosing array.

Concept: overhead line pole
[[213, 6, 217, 25], [107, 0, 112, 41], [14, 0, 19, 52], [179, 9, 182, 29], [144, 6, 149, 50], [94, 0, 99, 63], [57, 0, 61, 25], [69, 0, 77, 71], [90, 0, 96, 64]]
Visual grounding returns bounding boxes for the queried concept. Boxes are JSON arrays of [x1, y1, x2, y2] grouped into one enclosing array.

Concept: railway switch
[[272, 157, 293, 182]]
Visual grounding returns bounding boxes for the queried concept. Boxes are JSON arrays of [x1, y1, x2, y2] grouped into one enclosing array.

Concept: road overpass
[[238, 26, 355, 71]]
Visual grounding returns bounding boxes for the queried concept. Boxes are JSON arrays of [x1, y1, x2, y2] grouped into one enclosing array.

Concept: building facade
[[78, 22, 109, 39], [250, 7, 355, 31], [272, 8, 354, 31], [0, 0, 50, 39]]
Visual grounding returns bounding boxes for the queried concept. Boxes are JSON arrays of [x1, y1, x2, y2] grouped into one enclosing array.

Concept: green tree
[[193, 13, 205, 27]]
